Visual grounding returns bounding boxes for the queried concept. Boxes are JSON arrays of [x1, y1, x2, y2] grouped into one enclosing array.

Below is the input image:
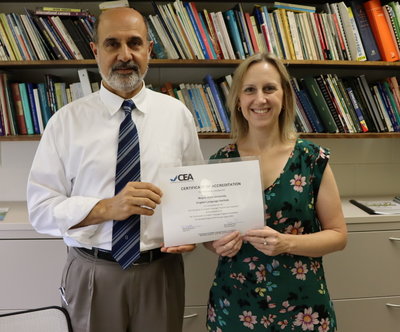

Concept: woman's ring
[[263, 238, 268, 246]]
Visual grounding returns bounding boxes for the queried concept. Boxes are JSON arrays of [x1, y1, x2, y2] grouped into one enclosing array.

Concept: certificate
[[159, 159, 265, 247]]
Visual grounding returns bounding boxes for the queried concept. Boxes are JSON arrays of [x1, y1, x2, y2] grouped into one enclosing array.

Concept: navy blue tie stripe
[[112, 99, 141, 269]]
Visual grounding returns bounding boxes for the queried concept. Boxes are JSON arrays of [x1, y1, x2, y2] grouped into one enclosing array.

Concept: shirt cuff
[[54, 196, 102, 243]]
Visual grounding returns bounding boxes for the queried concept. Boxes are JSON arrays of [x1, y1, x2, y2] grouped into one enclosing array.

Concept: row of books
[[146, 0, 400, 62], [0, 6, 95, 61], [292, 75, 400, 133], [156, 74, 232, 133], [0, 69, 99, 136], [2, 69, 400, 136]]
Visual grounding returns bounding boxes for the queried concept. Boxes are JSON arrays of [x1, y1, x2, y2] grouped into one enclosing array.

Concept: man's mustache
[[112, 62, 139, 72]]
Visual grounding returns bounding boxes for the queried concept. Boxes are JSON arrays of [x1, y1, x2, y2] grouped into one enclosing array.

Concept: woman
[[204, 53, 347, 331]]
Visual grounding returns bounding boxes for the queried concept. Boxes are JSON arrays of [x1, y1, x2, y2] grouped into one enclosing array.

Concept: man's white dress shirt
[[27, 82, 203, 251]]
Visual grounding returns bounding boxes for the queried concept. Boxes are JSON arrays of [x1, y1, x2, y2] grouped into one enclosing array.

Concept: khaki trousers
[[61, 247, 185, 332]]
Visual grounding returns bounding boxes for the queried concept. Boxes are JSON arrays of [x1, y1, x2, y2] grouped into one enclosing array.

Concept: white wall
[[0, 138, 399, 201]]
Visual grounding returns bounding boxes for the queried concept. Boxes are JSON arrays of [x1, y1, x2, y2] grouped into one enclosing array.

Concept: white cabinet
[[0, 202, 67, 314], [323, 199, 400, 332], [0, 239, 67, 312]]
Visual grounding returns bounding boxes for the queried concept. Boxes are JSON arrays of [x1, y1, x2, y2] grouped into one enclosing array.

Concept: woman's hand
[[205, 231, 243, 257], [244, 226, 289, 256]]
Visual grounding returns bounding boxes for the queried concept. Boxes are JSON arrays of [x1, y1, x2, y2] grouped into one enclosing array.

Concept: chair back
[[0, 306, 72, 332]]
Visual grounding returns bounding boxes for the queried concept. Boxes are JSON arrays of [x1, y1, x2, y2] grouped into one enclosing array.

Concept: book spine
[[346, 86, 369, 132], [223, 9, 245, 59], [301, 76, 338, 133], [315, 75, 346, 132], [363, 0, 399, 62], [10, 83, 27, 134], [232, 7, 250, 57], [151, 0, 182, 59], [183, 2, 209, 59], [244, 13, 260, 53], [26, 82, 41, 134], [18, 83, 34, 135], [37, 82, 52, 126], [350, 0, 381, 61], [203, 74, 231, 132], [188, 2, 215, 59]]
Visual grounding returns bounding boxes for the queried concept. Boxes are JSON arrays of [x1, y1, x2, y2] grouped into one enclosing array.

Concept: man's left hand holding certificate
[[159, 159, 265, 247]]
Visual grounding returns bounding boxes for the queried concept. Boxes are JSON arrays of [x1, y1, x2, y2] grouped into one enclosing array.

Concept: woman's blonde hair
[[227, 52, 296, 142]]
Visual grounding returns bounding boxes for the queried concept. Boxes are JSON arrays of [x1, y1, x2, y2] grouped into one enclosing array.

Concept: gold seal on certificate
[[159, 158, 265, 247]]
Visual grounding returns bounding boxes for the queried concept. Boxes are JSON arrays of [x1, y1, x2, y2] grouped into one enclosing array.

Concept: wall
[[0, 138, 399, 202]]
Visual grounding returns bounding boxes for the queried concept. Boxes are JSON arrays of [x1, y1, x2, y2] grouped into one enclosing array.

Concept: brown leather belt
[[78, 247, 168, 265]]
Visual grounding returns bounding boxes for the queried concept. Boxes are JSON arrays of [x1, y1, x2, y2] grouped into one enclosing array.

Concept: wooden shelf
[[1, 132, 399, 141], [1, 59, 400, 69]]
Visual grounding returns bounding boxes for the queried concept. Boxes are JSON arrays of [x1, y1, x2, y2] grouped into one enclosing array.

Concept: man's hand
[[161, 244, 197, 254]]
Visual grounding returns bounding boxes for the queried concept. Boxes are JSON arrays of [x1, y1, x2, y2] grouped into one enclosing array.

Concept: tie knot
[[121, 99, 135, 115]]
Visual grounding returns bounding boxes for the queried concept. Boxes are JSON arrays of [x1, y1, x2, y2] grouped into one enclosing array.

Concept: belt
[[78, 247, 168, 265]]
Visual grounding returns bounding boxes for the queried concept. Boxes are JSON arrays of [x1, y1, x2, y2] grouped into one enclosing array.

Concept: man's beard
[[100, 61, 147, 92]]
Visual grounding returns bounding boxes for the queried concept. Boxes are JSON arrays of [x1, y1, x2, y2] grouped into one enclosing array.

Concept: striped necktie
[[112, 99, 141, 269]]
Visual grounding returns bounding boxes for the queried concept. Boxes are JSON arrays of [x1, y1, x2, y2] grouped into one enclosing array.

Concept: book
[[0, 73, 17, 135], [350, 199, 400, 215], [315, 75, 346, 133], [349, 0, 381, 61], [78, 68, 92, 97], [290, 78, 325, 133], [301, 76, 338, 133], [167, 3, 196, 59], [273, 2, 316, 13], [223, 9, 245, 59], [149, 15, 178, 59], [18, 83, 34, 135], [345, 86, 368, 132], [157, 3, 189, 59], [173, 0, 203, 59], [202, 8, 223, 59], [60, 17, 93, 59], [363, 0, 400, 62], [151, 0, 182, 59], [99, 0, 129, 11], [336, 2, 366, 61], [10, 82, 27, 135], [20, 13, 48, 60], [0, 13, 22, 60], [33, 87, 45, 133], [234, 4, 253, 56], [147, 18, 168, 59], [26, 82, 41, 134], [244, 13, 260, 54], [216, 11, 236, 59], [383, 4, 400, 56], [37, 83, 52, 126], [203, 74, 230, 132]]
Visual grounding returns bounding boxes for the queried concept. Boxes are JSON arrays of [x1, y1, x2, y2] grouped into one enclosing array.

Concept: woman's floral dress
[[206, 139, 337, 332]]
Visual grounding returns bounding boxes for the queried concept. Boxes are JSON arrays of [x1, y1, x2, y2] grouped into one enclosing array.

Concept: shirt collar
[[99, 81, 148, 116]]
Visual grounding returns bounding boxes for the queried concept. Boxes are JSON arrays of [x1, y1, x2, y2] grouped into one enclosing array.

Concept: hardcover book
[[350, 0, 381, 61], [363, 0, 399, 62]]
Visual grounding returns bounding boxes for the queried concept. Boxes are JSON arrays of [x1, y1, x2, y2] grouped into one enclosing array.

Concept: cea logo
[[170, 173, 194, 182]]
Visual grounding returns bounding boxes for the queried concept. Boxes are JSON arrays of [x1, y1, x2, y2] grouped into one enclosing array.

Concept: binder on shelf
[[301, 76, 338, 133]]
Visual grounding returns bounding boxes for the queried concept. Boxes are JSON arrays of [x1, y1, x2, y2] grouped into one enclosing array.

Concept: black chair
[[0, 306, 72, 332]]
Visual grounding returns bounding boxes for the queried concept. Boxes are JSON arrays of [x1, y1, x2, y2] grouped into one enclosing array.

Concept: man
[[27, 7, 203, 332]]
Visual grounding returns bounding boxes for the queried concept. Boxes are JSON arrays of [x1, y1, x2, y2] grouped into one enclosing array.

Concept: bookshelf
[[0, 57, 400, 140]]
